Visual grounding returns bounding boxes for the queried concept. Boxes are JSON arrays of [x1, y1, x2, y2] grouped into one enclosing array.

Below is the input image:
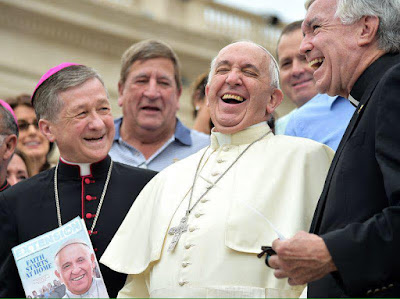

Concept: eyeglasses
[[18, 120, 39, 131]]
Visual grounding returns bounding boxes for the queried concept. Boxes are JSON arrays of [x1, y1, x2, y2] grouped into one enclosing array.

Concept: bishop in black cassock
[[0, 63, 156, 298]]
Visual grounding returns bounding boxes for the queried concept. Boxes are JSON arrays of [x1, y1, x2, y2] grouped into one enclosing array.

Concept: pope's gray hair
[[208, 41, 280, 89], [54, 239, 92, 268], [305, 0, 400, 53]]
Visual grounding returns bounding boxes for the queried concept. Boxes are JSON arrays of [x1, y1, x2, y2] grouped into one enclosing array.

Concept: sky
[[215, 0, 307, 23]]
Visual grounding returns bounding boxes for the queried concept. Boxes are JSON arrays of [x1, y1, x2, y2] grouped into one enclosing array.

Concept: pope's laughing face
[[55, 243, 95, 295], [206, 42, 282, 134]]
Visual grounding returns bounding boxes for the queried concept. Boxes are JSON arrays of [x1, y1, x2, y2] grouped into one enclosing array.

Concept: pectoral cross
[[167, 214, 189, 252]]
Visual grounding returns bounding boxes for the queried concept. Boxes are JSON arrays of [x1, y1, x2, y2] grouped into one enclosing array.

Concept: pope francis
[[101, 41, 335, 298]]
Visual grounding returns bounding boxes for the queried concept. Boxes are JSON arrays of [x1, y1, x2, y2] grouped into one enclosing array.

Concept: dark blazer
[[0, 156, 156, 298], [308, 53, 400, 298]]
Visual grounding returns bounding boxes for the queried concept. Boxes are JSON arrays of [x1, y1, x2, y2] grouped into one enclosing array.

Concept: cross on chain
[[167, 215, 188, 252]]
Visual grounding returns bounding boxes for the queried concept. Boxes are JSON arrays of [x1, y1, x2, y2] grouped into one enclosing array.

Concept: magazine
[[12, 217, 109, 298]]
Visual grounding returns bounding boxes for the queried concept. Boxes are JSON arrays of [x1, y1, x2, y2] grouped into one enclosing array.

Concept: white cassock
[[101, 123, 334, 298]]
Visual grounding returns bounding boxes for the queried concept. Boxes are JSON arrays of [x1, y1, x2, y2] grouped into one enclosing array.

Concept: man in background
[[275, 21, 318, 134], [276, 20, 354, 150], [110, 39, 209, 171]]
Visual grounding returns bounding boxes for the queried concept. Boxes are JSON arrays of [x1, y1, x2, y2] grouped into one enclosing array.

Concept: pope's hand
[[268, 231, 337, 285]]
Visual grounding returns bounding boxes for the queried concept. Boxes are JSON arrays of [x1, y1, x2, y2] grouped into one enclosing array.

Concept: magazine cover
[[12, 217, 109, 298]]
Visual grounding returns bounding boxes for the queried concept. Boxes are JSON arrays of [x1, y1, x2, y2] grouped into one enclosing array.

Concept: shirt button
[[195, 213, 202, 218], [217, 159, 224, 163], [86, 213, 95, 219], [178, 280, 185, 286], [184, 244, 192, 249], [189, 227, 196, 232], [201, 198, 208, 203], [86, 195, 91, 201], [223, 146, 230, 152], [84, 178, 91, 184], [211, 172, 219, 176], [182, 262, 188, 268]]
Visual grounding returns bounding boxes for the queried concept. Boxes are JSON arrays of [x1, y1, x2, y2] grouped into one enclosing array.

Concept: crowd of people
[[27, 280, 64, 299], [0, 0, 399, 297]]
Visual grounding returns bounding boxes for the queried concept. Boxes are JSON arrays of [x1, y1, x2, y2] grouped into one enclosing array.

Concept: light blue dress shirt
[[275, 109, 297, 135], [109, 117, 210, 172], [284, 94, 355, 151]]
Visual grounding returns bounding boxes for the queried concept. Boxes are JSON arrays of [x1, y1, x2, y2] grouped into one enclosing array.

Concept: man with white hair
[[276, 20, 354, 150], [269, 0, 400, 297], [54, 240, 108, 298], [101, 41, 334, 297]]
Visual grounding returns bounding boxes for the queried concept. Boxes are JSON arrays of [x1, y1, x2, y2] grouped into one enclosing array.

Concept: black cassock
[[308, 53, 400, 297], [0, 155, 156, 298]]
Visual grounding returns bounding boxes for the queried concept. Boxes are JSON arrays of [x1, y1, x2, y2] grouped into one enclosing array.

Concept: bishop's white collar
[[60, 157, 92, 177]]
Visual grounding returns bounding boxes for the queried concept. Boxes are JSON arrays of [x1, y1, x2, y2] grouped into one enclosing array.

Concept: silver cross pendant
[[167, 214, 189, 252]]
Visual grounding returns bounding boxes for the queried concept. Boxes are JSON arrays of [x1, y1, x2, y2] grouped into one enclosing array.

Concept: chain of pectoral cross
[[167, 130, 272, 251]]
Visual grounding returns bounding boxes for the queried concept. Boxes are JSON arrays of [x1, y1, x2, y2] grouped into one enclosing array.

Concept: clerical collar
[[60, 157, 91, 176], [348, 95, 359, 108], [211, 122, 271, 149], [350, 53, 399, 105], [58, 155, 111, 178]]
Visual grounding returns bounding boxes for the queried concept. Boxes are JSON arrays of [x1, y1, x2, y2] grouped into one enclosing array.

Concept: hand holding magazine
[[12, 217, 109, 298]]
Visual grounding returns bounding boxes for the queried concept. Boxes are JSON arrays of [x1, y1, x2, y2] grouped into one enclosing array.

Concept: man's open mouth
[[84, 135, 104, 142], [142, 106, 161, 111], [24, 141, 41, 146], [71, 274, 85, 281], [309, 57, 325, 70], [221, 94, 247, 104], [292, 78, 313, 87]]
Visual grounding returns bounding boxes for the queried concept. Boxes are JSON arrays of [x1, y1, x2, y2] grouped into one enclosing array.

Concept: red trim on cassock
[[81, 177, 85, 220], [0, 181, 9, 191]]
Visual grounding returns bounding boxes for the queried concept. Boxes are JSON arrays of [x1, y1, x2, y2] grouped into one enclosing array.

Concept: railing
[[201, 1, 281, 49], [99, 0, 282, 51]]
